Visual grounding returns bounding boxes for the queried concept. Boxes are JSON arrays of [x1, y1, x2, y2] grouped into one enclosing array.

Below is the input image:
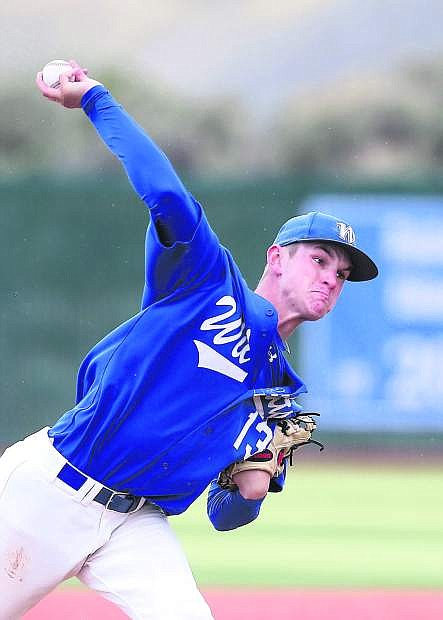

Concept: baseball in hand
[[41, 59, 72, 88]]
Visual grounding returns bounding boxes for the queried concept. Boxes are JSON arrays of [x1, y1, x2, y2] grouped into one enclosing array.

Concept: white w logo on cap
[[337, 222, 356, 245]]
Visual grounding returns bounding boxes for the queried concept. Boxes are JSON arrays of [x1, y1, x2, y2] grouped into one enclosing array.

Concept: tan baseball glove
[[218, 414, 323, 491]]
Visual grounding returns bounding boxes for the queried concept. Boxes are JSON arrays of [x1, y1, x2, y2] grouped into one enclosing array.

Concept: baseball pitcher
[[0, 61, 378, 619]]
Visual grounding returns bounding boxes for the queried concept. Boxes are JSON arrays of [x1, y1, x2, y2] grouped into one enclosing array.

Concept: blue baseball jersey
[[49, 86, 306, 516]]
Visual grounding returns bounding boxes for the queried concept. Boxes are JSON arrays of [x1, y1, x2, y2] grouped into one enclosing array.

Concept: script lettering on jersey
[[261, 395, 301, 418], [194, 295, 251, 382]]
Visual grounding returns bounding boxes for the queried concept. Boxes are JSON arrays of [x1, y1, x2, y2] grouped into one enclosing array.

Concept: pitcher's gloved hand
[[218, 414, 323, 491]]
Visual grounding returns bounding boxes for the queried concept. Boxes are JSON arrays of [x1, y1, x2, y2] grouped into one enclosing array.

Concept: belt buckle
[[105, 490, 144, 514]]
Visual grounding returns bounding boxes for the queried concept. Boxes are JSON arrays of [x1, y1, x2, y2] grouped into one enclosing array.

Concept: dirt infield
[[23, 588, 443, 619]]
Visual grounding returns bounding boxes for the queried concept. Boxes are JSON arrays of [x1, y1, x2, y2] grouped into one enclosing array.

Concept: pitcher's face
[[278, 242, 352, 321]]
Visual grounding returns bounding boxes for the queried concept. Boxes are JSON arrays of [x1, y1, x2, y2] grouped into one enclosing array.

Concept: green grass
[[170, 463, 443, 589], [64, 463, 443, 590]]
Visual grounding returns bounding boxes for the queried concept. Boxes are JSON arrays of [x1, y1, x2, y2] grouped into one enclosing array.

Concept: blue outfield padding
[[298, 194, 443, 432]]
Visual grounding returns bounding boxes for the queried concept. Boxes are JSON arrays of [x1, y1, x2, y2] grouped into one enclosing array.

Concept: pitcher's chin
[[307, 301, 330, 321]]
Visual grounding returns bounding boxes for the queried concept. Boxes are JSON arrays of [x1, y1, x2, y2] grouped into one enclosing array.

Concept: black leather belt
[[57, 462, 144, 513]]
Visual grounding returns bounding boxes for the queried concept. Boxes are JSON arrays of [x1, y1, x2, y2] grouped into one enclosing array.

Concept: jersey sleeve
[[206, 479, 264, 531], [140, 198, 223, 306], [81, 86, 221, 302]]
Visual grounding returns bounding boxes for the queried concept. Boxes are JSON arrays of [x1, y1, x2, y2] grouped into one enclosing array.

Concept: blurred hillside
[[1, 0, 443, 177]]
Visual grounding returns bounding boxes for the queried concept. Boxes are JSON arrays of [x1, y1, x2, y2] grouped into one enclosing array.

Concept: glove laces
[[278, 414, 325, 466]]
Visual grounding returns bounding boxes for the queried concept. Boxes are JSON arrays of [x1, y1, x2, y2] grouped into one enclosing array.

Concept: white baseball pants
[[0, 428, 213, 619]]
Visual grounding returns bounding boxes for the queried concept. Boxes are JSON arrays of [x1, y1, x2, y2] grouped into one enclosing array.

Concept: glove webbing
[[277, 414, 325, 466]]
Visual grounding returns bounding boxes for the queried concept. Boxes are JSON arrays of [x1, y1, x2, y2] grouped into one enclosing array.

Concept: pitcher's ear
[[267, 244, 282, 276]]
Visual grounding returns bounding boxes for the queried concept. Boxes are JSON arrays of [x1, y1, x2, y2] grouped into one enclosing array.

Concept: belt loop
[[132, 497, 146, 513], [79, 480, 105, 505]]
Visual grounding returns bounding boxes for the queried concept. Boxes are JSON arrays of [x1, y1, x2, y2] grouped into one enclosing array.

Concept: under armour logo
[[337, 222, 356, 245], [268, 346, 277, 363]]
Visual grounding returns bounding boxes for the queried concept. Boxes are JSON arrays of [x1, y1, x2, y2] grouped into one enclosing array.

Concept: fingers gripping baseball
[[36, 59, 102, 109], [218, 414, 323, 491]]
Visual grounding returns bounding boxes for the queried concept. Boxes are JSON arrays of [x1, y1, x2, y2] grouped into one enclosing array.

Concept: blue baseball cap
[[273, 211, 378, 282]]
